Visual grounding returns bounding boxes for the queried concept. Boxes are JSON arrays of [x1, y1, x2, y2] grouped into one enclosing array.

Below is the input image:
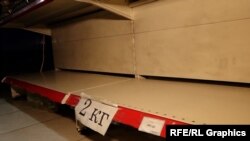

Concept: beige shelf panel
[[11, 71, 131, 93], [74, 78, 250, 125], [9, 71, 250, 125]]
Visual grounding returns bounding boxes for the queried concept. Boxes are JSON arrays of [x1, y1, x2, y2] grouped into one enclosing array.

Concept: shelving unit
[[2, 0, 250, 139], [3, 70, 250, 138]]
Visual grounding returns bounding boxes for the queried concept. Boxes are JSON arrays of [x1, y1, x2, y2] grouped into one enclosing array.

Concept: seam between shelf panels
[[67, 79, 132, 95], [131, 18, 138, 78], [55, 33, 132, 43], [134, 17, 250, 35]]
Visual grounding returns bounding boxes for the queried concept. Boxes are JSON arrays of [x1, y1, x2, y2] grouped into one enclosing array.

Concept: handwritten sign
[[139, 117, 165, 136], [75, 98, 118, 135]]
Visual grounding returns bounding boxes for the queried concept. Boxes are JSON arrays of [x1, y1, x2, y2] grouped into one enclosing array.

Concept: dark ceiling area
[[0, 0, 42, 25], [0, 0, 148, 28], [0, 0, 36, 20], [0, 0, 100, 27]]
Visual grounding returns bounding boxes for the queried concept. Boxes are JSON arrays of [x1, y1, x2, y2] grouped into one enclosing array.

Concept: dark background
[[0, 28, 54, 90]]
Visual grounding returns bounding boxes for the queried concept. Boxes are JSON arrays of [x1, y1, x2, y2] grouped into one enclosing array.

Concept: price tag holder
[[139, 117, 165, 136], [75, 98, 118, 135]]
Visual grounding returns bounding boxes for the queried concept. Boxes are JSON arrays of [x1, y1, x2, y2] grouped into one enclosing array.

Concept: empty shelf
[[3, 70, 250, 138]]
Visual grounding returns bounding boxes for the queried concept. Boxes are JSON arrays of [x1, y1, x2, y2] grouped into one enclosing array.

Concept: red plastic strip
[[4, 77, 65, 103], [3, 76, 188, 138], [65, 94, 188, 137], [113, 106, 188, 138], [66, 94, 81, 107]]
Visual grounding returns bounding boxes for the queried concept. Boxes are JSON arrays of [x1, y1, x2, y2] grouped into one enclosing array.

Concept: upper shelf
[[0, 0, 53, 26], [0, 0, 156, 35], [0, 0, 100, 34], [76, 0, 132, 20], [0, 0, 157, 27]]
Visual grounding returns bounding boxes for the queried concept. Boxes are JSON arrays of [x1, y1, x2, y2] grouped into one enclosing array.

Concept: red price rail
[[2, 70, 250, 138]]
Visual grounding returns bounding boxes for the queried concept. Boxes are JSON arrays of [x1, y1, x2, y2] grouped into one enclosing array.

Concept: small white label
[[75, 98, 118, 135], [1, 77, 6, 83], [138, 117, 165, 136], [61, 93, 71, 104], [11, 87, 20, 98]]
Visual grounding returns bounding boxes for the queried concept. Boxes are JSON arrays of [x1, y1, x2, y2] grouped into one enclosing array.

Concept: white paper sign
[[138, 117, 165, 136], [75, 98, 118, 135]]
